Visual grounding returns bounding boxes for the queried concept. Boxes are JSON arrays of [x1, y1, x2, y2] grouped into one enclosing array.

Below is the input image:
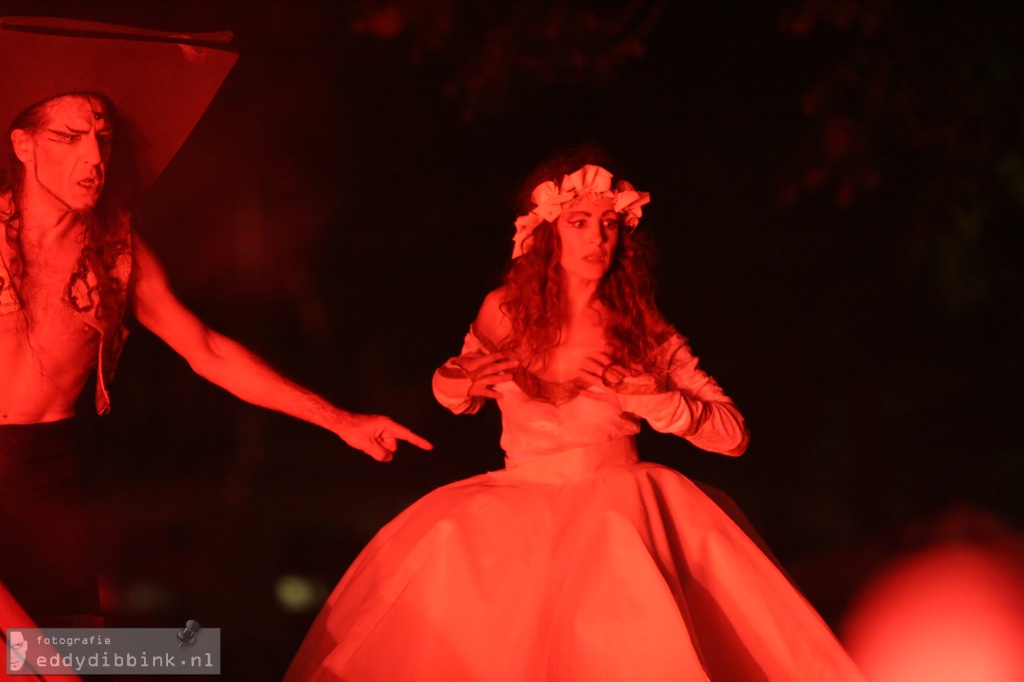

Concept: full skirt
[[285, 438, 864, 681]]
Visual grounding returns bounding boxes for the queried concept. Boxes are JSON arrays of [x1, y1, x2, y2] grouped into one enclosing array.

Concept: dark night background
[[3, 1, 1022, 679]]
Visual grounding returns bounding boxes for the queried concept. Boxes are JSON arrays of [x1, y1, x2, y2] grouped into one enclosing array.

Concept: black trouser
[[0, 418, 103, 626]]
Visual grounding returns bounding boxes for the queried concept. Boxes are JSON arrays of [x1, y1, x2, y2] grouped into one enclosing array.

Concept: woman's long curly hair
[[500, 151, 664, 370], [2, 93, 135, 336]]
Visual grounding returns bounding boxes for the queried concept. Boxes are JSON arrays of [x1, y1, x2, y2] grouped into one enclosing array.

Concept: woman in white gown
[[285, 161, 865, 681]]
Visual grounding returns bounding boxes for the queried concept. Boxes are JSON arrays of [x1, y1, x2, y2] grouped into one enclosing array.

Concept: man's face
[[15, 94, 114, 212], [8, 631, 27, 671]]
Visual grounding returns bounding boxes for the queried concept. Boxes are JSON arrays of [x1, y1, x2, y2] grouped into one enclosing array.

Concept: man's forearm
[[187, 328, 349, 433]]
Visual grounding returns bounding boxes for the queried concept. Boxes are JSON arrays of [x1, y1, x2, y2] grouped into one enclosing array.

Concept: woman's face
[[555, 195, 620, 284]]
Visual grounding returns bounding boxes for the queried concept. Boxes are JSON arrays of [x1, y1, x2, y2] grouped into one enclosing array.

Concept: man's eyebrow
[[47, 126, 113, 135]]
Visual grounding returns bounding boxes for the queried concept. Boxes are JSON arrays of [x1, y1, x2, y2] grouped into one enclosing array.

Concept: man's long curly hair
[[1, 93, 135, 338], [500, 151, 664, 371]]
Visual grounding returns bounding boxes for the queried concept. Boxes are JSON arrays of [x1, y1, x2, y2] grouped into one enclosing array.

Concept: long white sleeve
[[431, 327, 488, 415], [617, 333, 749, 456]]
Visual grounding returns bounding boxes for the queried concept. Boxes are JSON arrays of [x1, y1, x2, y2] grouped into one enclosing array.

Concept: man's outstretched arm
[[130, 236, 431, 461]]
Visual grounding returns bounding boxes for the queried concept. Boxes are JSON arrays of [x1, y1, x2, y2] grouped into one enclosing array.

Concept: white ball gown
[[284, 326, 865, 681]]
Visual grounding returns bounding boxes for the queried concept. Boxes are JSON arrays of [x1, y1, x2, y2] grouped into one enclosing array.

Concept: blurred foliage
[[779, 0, 1024, 314], [344, 0, 668, 121]]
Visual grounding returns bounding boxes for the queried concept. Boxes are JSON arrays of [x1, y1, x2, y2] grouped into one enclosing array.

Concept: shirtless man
[[0, 24, 430, 627]]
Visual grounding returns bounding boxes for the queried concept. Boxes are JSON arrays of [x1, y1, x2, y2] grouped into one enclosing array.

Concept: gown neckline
[[469, 323, 677, 406]]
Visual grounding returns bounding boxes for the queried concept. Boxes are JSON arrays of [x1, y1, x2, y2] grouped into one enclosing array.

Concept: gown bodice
[[433, 324, 750, 460], [485, 336, 646, 458]]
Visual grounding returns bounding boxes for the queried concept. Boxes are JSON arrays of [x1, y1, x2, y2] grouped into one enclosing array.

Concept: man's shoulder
[[107, 209, 134, 242], [0, 191, 12, 221]]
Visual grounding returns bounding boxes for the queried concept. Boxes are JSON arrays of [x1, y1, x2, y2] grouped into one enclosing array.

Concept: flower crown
[[512, 164, 650, 258]]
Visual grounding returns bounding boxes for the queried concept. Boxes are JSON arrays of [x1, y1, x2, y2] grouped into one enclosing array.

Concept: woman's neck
[[561, 273, 600, 320]]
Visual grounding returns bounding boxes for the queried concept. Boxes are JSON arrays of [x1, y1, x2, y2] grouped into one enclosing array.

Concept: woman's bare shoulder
[[646, 310, 674, 336], [473, 286, 512, 344]]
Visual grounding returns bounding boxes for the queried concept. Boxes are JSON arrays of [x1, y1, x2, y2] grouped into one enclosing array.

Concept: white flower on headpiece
[[512, 180, 575, 258], [511, 164, 651, 258], [560, 164, 613, 197], [613, 180, 650, 229]]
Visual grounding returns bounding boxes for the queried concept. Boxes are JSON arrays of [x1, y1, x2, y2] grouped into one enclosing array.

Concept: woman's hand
[[577, 353, 632, 408], [579, 353, 663, 407], [455, 352, 519, 400], [578, 353, 634, 389]]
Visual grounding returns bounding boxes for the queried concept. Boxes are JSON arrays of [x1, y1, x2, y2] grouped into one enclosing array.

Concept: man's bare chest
[[3, 266, 99, 348]]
